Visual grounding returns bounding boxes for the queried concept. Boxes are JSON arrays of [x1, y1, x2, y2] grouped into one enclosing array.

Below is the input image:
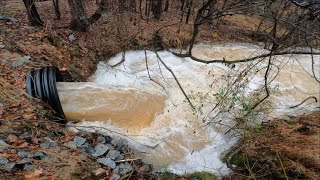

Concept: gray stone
[[107, 150, 121, 160], [17, 150, 30, 158], [68, 34, 76, 41], [17, 158, 32, 165], [0, 140, 10, 149], [0, 44, 5, 49], [23, 164, 34, 171], [8, 18, 18, 24], [0, 15, 5, 20], [74, 136, 86, 147], [92, 144, 111, 157], [4, 162, 15, 171], [112, 174, 121, 180], [0, 148, 4, 153], [119, 162, 133, 175], [0, 157, 9, 165], [115, 155, 125, 161], [97, 136, 106, 144], [111, 139, 127, 148], [97, 157, 116, 169], [64, 141, 77, 149], [19, 133, 31, 141], [11, 56, 31, 68], [79, 143, 95, 154], [32, 151, 46, 160]]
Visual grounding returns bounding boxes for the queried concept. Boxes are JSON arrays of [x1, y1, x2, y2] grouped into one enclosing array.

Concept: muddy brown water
[[57, 43, 320, 176]]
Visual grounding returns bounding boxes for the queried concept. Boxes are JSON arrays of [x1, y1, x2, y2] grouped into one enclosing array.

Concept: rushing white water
[[57, 43, 320, 176]]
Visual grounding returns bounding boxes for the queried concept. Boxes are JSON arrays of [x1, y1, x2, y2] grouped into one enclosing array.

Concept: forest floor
[[1, 0, 319, 179]]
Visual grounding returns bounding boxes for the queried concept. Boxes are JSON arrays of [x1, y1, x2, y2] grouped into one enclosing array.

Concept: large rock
[[11, 56, 31, 68], [74, 136, 86, 147], [107, 150, 121, 160]]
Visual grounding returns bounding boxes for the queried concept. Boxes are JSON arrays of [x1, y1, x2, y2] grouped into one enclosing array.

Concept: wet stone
[[74, 136, 86, 147], [32, 151, 46, 160], [115, 155, 125, 161], [92, 144, 111, 157], [97, 157, 116, 169], [24, 164, 34, 171], [111, 139, 127, 148], [17, 150, 30, 158], [112, 174, 121, 180], [119, 162, 133, 175], [107, 150, 121, 160], [79, 143, 95, 154], [4, 162, 15, 171], [0, 157, 9, 165], [17, 158, 32, 165]]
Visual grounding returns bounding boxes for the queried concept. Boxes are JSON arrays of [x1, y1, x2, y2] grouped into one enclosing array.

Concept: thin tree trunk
[[52, 0, 61, 20], [164, 0, 169, 12], [68, 0, 89, 32], [90, 0, 108, 24], [185, 0, 192, 24], [22, 0, 44, 26]]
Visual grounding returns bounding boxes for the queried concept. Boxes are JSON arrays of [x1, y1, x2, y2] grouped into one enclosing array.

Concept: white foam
[[59, 43, 320, 177]]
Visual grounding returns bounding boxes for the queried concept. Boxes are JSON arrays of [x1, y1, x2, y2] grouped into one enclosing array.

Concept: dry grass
[[225, 112, 320, 180]]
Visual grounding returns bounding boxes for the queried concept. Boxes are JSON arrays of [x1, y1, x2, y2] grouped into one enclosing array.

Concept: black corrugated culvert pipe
[[25, 66, 66, 123]]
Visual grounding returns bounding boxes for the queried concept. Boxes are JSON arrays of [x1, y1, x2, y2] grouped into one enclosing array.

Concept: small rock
[[119, 162, 133, 175], [68, 34, 77, 41], [17, 158, 32, 165], [0, 15, 6, 20], [4, 162, 15, 171], [79, 143, 95, 154], [0, 140, 10, 149], [64, 141, 77, 149], [19, 133, 31, 141], [111, 139, 127, 148], [112, 174, 121, 180], [0, 44, 5, 49], [97, 157, 116, 169], [8, 18, 18, 24], [115, 155, 125, 161], [0, 148, 4, 153], [94, 168, 106, 176], [139, 164, 152, 172], [11, 56, 31, 68], [32, 151, 46, 160], [74, 136, 86, 147], [23, 164, 34, 171], [18, 150, 30, 158], [97, 136, 106, 144], [92, 144, 111, 157], [0, 157, 9, 165], [107, 150, 121, 160]]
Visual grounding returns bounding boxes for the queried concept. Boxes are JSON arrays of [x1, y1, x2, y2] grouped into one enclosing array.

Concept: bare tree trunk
[[189, 0, 215, 54], [185, 0, 192, 24], [164, 0, 169, 12], [22, 0, 43, 26], [90, 0, 108, 24], [52, 0, 61, 20], [68, 0, 89, 32], [153, 0, 162, 19]]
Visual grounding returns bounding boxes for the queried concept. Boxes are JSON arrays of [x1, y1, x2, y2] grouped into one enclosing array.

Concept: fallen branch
[[115, 158, 141, 163], [152, 50, 196, 110], [289, 96, 318, 109]]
